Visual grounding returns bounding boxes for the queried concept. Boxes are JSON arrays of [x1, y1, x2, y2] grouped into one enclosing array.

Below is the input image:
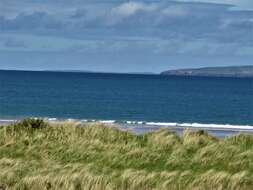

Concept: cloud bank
[[0, 0, 252, 71]]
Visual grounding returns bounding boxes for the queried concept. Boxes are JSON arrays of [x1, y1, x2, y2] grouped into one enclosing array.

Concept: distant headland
[[161, 65, 253, 78], [1, 65, 253, 77]]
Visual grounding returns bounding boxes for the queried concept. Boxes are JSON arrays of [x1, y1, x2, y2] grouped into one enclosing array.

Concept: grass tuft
[[0, 119, 252, 189]]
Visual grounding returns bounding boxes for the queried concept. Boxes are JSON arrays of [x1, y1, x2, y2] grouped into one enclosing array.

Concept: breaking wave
[[1, 118, 253, 131]]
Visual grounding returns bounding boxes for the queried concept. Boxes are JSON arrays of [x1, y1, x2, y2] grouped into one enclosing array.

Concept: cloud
[[112, 2, 158, 17], [177, 0, 253, 10], [0, 0, 252, 57], [71, 9, 87, 19], [3, 38, 26, 48], [161, 5, 188, 17], [0, 12, 62, 31]]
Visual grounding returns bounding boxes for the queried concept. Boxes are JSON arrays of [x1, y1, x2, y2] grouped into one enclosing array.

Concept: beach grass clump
[[0, 119, 253, 190]]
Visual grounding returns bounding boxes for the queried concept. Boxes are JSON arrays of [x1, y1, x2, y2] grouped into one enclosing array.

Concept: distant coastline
[[46, 70, 156, 75], [1, 65, 253, 78], [161, 65, 253, 78], [0, 69, 157, 76]]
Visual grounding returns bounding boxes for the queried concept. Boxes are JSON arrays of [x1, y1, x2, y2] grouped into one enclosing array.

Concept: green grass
[[0, 119, 253, 190]]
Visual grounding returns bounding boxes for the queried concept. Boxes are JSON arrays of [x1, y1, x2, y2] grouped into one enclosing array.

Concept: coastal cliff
[[161, 65, 253, 77]]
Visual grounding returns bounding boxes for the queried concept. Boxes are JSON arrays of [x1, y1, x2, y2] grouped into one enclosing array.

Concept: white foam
[[180, 123, 253, 130], [48, 118, 57, 121], [125, 121, 145, 124], [144, 122, 253, 130], [146, 122, 178, 127], [0, 119, 17, 122], [100, 120, 116, 124], [6, 117, 252, 131]]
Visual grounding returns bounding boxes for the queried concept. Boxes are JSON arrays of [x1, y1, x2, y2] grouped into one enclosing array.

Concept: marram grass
[[0, 119, 253, 190]]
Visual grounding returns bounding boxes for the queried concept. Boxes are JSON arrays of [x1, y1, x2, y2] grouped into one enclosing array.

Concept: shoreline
[[1, 118, 253, 136]]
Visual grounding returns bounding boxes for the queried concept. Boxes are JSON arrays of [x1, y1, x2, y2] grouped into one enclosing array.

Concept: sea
[[0, 70, 253, 136]]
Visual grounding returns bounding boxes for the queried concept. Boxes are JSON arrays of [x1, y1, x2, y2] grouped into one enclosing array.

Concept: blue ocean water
[[0, 70, 252, 125]]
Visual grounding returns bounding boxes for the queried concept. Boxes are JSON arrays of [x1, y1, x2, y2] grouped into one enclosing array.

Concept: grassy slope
[[0, 119, 253, 190]]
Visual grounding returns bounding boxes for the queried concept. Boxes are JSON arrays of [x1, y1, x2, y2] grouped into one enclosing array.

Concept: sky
[[0, 0, 252, 73]]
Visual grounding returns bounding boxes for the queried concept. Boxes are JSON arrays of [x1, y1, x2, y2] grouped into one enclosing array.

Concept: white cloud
[[3, 38, 26, 48], [161, 5, 188, 17], [112, 2, 158, 17], [177, 0, 253, 10], [0, 0, 252, 57]]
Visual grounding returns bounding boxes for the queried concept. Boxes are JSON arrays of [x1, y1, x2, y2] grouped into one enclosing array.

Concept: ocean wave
[[144, 122, 253, 130], [100, 120, 116, 124], [119, 121, 253, 130], [48, 118, 57, 121], [1, 118, 253, 131], [0, 119, 17, 123], [95, 120, 253, 130]]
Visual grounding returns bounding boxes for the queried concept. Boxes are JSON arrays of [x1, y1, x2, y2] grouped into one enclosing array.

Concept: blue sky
[[0, 0, 252, 73]]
